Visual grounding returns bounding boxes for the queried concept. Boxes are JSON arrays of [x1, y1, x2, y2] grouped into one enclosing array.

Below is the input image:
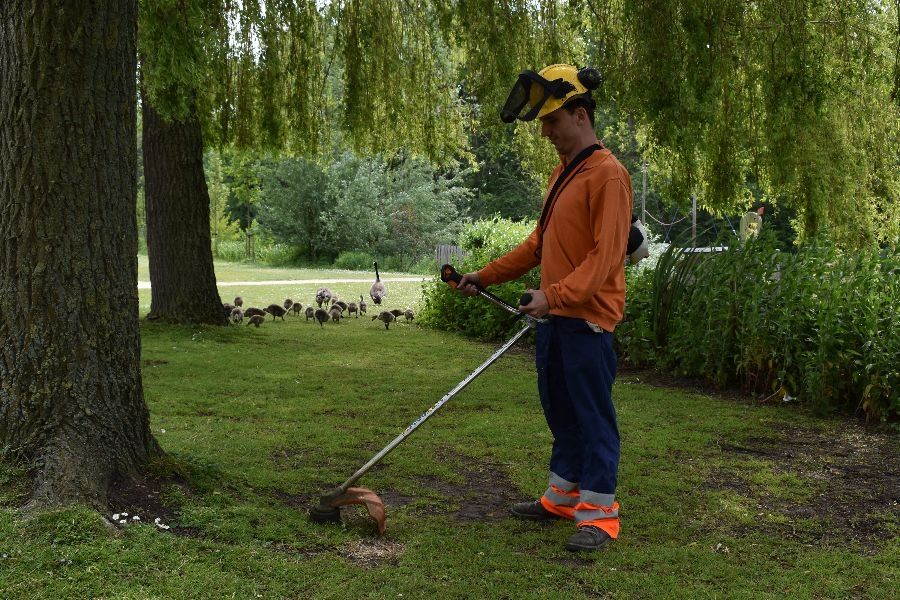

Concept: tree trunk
[[0, 0, 160, 508], [141, 93, 226, 324]]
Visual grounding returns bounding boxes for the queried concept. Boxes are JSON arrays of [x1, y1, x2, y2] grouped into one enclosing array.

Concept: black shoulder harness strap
[[534, 143, 602, 258], [538, 143, 602, 232]]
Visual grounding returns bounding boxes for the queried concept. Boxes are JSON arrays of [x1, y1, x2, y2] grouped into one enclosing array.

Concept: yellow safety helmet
[[500, 64, 602, 123]]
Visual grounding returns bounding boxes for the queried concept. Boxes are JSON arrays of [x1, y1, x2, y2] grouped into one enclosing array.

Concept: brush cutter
[[308, 264, 545, 533]]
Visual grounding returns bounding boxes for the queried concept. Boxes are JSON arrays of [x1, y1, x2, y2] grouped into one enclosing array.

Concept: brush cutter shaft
[[440, 263, 547, 327], [332, 323, 533, 495]]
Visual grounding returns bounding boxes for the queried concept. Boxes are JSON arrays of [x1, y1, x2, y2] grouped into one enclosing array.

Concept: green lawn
[[0, 262, 896, 599], [136, 255, 427, 317]]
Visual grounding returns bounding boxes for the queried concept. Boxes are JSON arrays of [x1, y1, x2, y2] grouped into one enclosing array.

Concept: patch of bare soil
[[410, 449, 523, 522], [271, 446, 524, 527], [617, 365, 749, 402], [705, 422, 899, 551], [107, 472, 198, 537]]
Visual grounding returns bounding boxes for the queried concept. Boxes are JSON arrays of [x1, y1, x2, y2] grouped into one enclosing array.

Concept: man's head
[[538, 100, 595, 158]]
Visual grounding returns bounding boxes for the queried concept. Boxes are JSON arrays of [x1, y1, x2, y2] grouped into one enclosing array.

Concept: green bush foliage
[[333, 250, 375, 271], [419, 216, 540, 340], [617, 233, 899, 420]]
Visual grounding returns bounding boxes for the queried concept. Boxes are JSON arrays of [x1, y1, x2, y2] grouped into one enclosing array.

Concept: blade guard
[[315, 487, 386, 535]]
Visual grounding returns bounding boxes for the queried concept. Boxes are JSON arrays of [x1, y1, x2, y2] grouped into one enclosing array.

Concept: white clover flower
[[154, 517, 162, 524], [132, 516, 140, 521], [119, 519, 127, 525], [112, 513, 120, 520]]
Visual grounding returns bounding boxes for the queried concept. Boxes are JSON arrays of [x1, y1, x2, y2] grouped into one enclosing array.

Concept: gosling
[[404, 308, 414, 322], [314, 308, 330, 327], [305, 306, 315, 321], [234, 296, 244, 307], [243, 307, 266, 319], [347, 302, 358, 318], [358, 295, 367, 315], [264, 304, 287, 321], [230, 307, 244, 324], [373, 310, 396, 330], [246, 314, 265, 327]]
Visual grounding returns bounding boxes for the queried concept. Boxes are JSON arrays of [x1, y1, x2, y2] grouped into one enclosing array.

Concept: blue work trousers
[[535, 316, 619, 495]]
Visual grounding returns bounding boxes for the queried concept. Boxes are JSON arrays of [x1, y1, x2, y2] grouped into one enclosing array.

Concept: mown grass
[[1, 263, 897, 599], [137, 254, 420, 284], [136, 255, 427, 318]]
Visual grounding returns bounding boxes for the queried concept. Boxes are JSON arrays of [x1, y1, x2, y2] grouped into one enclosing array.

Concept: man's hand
[[520, 288, 549, 317], [456, 272, 481, 297]]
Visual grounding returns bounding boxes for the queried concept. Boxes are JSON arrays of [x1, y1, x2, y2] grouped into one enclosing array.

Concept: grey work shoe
[[565, 526, 612, 551], [510, 499, 560, 521]]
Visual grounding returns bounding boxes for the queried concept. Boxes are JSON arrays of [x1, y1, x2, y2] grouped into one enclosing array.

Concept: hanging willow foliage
[[140, 0, 897, 245], [574, 0, 899, 246], [338, 0, 469, 163]]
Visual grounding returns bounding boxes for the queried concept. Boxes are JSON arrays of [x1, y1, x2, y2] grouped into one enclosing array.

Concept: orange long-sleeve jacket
[[477, 147, 632, 332]]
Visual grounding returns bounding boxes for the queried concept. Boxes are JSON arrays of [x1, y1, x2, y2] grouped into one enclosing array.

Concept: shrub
[[334, 251, 375, 271], [214, 240, 248, 262], [419, 216, 539, 340], [254, 243, 299, 266], [627, 233, 899, 420]]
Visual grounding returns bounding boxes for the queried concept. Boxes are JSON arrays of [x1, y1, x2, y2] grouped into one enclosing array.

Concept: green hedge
[[419, 217, 540, 340], [617, 233, 899, 421]]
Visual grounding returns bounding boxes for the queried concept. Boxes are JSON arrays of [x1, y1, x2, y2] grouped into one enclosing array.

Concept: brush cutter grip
[[519, 293, 533, 306], [440, 263, 465, 288]]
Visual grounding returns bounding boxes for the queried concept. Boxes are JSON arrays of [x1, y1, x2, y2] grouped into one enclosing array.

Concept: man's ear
[[577, 106, 590, 125]]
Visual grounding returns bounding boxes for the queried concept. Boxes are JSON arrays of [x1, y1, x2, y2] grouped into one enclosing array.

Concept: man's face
[[539, 106, 582, 156]]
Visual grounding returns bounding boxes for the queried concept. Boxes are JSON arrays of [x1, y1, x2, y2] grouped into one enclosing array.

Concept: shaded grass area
[[1, 318, 897, 598]]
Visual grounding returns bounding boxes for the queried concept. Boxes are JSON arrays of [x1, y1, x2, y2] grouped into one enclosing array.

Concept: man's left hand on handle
[[520, 289, 550, 317]]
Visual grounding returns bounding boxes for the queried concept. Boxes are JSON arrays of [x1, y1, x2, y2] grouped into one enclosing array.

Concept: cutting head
[[309, 487, 386, 534]]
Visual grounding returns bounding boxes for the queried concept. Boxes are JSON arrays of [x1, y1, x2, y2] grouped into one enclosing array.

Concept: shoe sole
[[509, 508, 561, 521], [565, 538, 612, 552]]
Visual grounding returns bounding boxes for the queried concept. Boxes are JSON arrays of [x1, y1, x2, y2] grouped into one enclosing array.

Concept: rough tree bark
[[0, 0, 160, 508], [142, 93, 227, 324]]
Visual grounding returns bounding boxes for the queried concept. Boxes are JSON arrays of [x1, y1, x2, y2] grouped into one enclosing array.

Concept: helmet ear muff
[[577, 67, 603, 91]]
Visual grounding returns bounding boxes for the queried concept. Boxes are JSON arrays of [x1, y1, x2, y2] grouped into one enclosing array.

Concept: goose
[[370, 262, 387, 305], [264, 304, 287, 321], [372, 310, 395, 330], [314, 308, 330, 327]]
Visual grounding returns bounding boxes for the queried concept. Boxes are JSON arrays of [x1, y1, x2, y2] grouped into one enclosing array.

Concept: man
[[456, 64, 632, 552]]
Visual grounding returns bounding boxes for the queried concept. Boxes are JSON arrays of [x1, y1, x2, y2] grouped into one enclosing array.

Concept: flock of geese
[[221, 261, 413, 330]]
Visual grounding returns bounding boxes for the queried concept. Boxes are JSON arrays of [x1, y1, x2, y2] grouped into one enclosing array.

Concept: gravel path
[[137, 277, 427, 290]]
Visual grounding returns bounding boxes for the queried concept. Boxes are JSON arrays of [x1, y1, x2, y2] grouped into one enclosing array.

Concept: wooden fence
[[435, 245, 465, 267]]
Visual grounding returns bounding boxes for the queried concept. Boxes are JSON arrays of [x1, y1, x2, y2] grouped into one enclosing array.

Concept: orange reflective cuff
[[574, 500, 620, 539], [540, 496, 576, 520], [577, 517, 620, 539]]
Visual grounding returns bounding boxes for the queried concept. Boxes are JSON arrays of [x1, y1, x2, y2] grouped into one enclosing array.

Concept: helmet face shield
[[500, 70, 576, 123]]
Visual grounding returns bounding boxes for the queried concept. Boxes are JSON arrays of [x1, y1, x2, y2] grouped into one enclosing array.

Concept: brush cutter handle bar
[[440, 264, 546, 326], [330, 324, 533, 497]]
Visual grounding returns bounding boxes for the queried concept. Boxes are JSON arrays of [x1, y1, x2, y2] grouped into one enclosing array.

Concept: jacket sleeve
[[544, 178, 631, 310], [476, 226, 542, 287]]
